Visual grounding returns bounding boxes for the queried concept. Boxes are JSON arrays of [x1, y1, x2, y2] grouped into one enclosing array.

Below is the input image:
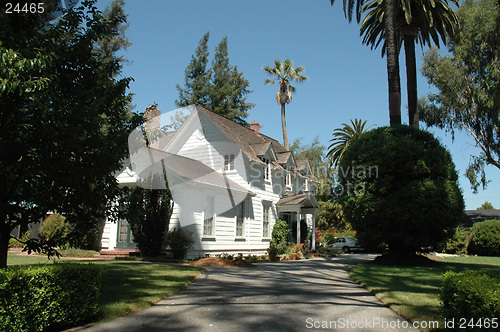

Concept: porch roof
[[276, 191, 320, 209]]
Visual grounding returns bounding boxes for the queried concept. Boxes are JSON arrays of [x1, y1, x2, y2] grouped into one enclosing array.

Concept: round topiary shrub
[[468, 219, 500, 256], [337, 125, 464, 254]]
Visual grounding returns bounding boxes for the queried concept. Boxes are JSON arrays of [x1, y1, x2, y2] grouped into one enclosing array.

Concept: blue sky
[[97, 0, 499, 210]]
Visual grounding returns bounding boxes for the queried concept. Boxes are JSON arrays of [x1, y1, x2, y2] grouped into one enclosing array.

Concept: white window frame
[[235, 200, 245, 238], [203, 195, 215, 237], [224, 154, 235, 172], [262, 203, 271, 238], [263, 159, 271, 182]]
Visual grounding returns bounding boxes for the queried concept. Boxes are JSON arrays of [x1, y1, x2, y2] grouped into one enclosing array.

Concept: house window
[[263, 159, 271, 181], [263, 203, 271, 238], [285, 167, 291, 186], [236, 200, 245, 237], [224, 154, 235, 171], [203, 195, 215, 236]]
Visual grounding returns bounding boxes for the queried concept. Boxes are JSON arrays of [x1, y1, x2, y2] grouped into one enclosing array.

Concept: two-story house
[[101, 105, 319, 258]]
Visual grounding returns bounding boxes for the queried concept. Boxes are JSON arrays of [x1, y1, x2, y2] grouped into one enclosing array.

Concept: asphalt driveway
[[85, 254, 414, 331]]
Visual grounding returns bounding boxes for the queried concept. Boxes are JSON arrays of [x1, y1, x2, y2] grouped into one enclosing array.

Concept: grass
[[6, 251, 206, 324], [350, 255, 500, 330]]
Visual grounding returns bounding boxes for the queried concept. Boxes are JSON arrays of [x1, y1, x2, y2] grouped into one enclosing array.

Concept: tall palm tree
[[330, 0, 402, 126], [263, 59, 308, 150], [360, 0, 459, 128], [327, 119, 375, 167]]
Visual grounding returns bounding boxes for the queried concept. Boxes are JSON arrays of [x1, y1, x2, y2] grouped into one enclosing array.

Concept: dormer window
[[224, 154, 235, 171]]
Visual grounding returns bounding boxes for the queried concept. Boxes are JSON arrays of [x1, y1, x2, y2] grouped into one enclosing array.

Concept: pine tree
[[175, 32, 211, 107], [176, 32, 254, 124], [209, 37, 254, 125]]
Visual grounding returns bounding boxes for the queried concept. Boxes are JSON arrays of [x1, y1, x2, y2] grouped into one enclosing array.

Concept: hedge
[[468, 219, 500, 256], [0, 263, 101, 331], [441, 271, 500, 325]]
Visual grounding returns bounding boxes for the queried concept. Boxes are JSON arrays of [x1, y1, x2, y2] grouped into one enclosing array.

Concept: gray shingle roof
[[198, 106, 289, 164]]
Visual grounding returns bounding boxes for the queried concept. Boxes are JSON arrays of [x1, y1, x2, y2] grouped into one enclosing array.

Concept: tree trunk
[[385, 0, 402, 126], [404, 35, 419, 128], [281, 102, 289, 150], [0, 222, 10, 268]]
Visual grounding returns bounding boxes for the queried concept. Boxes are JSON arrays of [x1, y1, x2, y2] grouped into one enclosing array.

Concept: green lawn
[[350, 255, 500, 330], [6, 252, 205, 323]]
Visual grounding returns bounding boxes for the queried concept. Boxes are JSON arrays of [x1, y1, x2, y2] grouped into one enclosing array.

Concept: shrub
[[270, 219, 290, 255], [338, 126, 464, 254], [40, 214, 70, 247], [441, 271, 500, 324], [125, 178, 174, 257], [0, 263, 101, 331], [468, 219, 500, 256], [8, 232, 30, 248], [165, 227, 194, 259], [437, 228, 470, 255]]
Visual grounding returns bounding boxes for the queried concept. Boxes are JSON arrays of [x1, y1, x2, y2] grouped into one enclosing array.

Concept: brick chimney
[[144, 105, 161, 149], [250, 120, 260, 134]]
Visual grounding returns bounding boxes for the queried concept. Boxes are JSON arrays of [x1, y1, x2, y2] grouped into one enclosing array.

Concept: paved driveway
[[85, 254, 413, 331]]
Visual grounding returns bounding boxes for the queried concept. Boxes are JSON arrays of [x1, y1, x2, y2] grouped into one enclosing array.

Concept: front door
[[116, 218, 136, 248]]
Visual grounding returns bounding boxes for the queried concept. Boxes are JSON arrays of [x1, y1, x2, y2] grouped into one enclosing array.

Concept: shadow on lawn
[[97, 262, 204, 320]]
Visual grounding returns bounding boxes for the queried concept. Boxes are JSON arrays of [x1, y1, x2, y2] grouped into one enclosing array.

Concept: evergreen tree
[[175, 32, 211, 108], [209, 37, 253, 125], [176, 32, 254, 124]]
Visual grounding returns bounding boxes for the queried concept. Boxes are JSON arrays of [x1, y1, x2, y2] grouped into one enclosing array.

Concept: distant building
[[460, 209, 500, 229]]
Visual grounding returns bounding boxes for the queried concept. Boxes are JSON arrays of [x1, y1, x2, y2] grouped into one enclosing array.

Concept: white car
[[327, 237, 363, 253]]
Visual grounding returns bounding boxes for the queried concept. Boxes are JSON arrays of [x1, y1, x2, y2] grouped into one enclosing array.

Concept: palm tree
[[330, 0, 402, 126], [360, 0, 459, 128], [262, 59, 308, 150], [327, 119, 375, 167]]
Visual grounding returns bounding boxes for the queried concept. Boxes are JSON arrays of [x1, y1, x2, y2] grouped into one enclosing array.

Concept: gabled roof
[[198, 105, 290, 166], [276, 191, 320, 209]]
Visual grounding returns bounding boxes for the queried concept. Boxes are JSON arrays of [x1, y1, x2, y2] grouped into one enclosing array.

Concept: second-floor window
[[224, 154, 235, 171], [262, 158, 271, 181]]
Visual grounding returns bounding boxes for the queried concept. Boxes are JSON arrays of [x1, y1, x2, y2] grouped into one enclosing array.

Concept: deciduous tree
[[419, 0, 500, 192], [0, 0, 141, 267]]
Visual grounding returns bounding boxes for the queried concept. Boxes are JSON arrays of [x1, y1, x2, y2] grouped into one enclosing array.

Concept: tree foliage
[[360, 0, 459, 127], [176, 32, 254, 124], [125, 177, 174, 257], [477, 201, 495, 210], [0, 0, 142, 267], [327, 119, 375, 167], [338, 126, 464, 254], [419, 0, 500, 192]]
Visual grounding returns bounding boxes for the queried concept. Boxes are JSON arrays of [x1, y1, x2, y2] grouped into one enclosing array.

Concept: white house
[[101, 105, 320, 258]]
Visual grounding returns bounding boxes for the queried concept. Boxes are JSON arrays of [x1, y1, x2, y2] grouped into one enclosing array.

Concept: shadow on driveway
[[85, 254, 414, 331]]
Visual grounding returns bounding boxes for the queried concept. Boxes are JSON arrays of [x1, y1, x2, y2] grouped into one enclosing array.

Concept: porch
[[277, 191, 319, 250]]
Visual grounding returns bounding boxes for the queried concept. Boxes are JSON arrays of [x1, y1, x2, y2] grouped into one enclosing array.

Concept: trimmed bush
[[0, 263, 101, 331], [338, 126, 464, 254], [165, 227, 194, 259], [441, 271, 500, 324], [469, 219, 500, 256], [270, 219, 291, 255]]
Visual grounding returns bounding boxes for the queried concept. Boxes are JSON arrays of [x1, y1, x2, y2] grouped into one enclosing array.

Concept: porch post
[[312, 210, 316, 250], [296, 209, 301, 244]]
